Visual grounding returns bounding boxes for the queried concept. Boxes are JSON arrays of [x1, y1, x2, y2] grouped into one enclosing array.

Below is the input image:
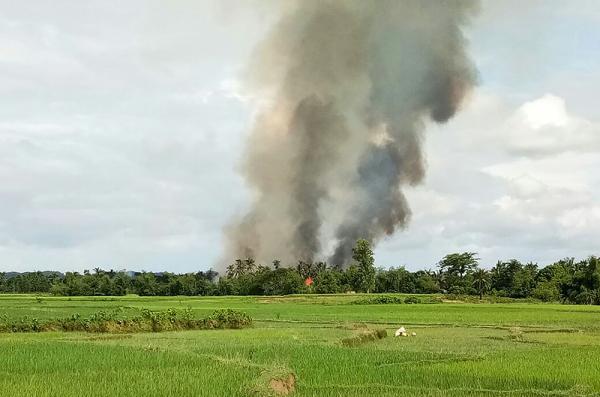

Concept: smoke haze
[[224, 0, 478, 267]]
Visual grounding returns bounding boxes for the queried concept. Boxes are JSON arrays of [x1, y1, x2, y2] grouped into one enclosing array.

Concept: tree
[[0, 272, 6, 292], [226, 258, 256, 278], [490, 259, 523, 296], [261, 268, 304, 295], [134, 272, 159, 296], [439, 253, 479, 278], [438, 252, 479, 294], [314, 270, 342, 294], [472, 268, 490, 300], [536, 258, 577, 302], [414, 270, 441, 294], [111, 272, 130, 295], [216, 277, 237, 296], [296, 261, 326, 279], [375, 267, 415, 293], [512, 263, 538, 298], [342, 265, 361, 292], [532, 281, 560, 302], [352, 239, 375, 293], [563, 256, 600, 304]]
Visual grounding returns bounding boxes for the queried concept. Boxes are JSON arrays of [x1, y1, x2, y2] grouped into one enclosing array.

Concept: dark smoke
[[224, 0, 478, 267]]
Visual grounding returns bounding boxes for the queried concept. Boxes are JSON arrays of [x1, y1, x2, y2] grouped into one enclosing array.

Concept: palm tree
[[472, 268, 490, 300], [226, 259, 244, 278]]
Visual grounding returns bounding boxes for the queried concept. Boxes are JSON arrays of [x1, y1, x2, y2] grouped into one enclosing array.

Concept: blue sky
[[0, 1, 598, 272]]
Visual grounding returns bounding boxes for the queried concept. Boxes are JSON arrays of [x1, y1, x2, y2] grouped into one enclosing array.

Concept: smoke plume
[[224, 0, 478, 266]]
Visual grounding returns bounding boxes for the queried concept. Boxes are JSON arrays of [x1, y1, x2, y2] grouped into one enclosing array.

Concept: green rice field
[[1, 294, 600, 396]]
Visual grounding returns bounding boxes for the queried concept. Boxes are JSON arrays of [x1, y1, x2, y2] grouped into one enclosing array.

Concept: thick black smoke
[[224, 0, 478, 267]]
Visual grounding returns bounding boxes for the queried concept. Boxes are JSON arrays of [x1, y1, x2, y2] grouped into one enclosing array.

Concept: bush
[[404, 296, 421, 304], [341, 328, 387, 347], [314, 271, 342, 294], [351, 296, 404, 305], [351, 295, 440, 305], [533, 281, 560, 302], [261, 269, 305, 295], [203, 309, 253, 329], [0, 308, 252, 334]]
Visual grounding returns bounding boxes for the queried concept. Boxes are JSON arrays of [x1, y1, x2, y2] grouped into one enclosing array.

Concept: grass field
[[1, 294, 600, 396]]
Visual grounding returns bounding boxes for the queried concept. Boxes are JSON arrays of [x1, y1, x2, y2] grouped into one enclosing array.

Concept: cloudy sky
[[1, 1, 599, 272]]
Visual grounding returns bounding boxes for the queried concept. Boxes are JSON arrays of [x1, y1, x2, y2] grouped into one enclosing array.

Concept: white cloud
[[504, 94, 599, 154], [0, 1, 264, 272], [483, 151, 599, 192], [558, 206, 600, 238], [518, 94, 569, 129], [378, 92, 600, 269]]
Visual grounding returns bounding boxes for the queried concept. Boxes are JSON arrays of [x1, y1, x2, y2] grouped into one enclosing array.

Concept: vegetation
[[352, 239, 376, 293], [351, 295, 405, 305], [350, 295, 440, 305], [2, 241, 599, 305], [0, 308, 252, 333], [472, 268, 491, 300], [341, 328, 388, 347], [1, 294, 600, 396]]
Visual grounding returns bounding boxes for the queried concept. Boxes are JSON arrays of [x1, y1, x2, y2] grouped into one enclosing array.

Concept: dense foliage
[[0, 308, 252, 333], [1, 241, 599, 305]]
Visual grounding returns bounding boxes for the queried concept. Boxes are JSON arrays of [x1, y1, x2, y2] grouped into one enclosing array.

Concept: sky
[[0, 0, 599, 272]]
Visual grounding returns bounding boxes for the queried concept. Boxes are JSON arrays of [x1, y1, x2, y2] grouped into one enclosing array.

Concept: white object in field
[[411, 332, 417, 337], [394, 327, 407, 337]]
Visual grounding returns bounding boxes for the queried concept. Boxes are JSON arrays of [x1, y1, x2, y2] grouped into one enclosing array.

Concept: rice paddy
[[1, 294, 599, 396]]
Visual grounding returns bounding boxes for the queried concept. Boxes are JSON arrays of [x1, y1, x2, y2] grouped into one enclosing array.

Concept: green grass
[[1, 294, 600, 396]]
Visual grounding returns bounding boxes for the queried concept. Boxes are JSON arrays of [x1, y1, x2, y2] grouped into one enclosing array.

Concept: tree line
[[1, 240, 598, 304]]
